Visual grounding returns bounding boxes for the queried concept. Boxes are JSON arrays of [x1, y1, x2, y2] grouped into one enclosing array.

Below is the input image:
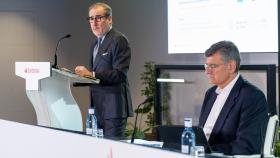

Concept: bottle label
[[86, 128, 92, 135], [181, 145, 190, 154]]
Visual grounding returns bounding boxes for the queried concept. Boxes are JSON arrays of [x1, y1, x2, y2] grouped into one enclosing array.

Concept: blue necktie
[[93, 38, 101, 63]]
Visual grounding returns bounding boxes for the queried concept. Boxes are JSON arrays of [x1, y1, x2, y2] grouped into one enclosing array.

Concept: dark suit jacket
[[199, 76, 268, 155], [89, 28, 133, 120]]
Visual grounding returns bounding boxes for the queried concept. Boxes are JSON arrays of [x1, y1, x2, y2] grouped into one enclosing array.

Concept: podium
[[15, 62, 99, 131]]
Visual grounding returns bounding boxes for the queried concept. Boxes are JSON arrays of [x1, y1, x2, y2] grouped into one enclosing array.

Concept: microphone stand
[[52, 44, 59, 69], [52, 34, 71, 69], [131, 97, 153, 143], [131, 103, 143, 143]]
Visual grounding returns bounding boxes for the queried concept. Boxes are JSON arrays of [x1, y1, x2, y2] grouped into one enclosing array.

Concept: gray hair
[[205, 41, 241, 72], [89, 2, 112, 17]]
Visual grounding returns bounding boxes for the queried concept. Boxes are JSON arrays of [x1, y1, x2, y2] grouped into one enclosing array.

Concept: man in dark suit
[[75, 2, 133, 139], [199, 41, 269, 155]]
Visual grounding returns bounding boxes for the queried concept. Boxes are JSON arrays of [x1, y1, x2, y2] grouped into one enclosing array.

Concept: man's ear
[[228, 60, 237, 73], [108, 16, 113, 25]]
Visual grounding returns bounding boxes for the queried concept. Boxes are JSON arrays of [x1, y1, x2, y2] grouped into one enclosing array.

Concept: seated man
[[199, 41, 269, 155]]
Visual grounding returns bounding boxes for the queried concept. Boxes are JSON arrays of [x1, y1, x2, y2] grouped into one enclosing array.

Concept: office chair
[[233, 115, 278, 158], [262, 115, 278, 157]]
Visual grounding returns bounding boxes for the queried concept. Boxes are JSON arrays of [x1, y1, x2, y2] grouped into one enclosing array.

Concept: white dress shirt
[[203, 74, 240, 140]]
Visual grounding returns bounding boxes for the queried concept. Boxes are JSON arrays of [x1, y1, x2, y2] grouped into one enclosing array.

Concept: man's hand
[[75, 66, 93, 77]]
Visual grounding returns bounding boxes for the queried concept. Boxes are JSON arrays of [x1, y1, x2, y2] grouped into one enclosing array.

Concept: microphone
[[131, 96, 154, 143], [52, 34, 71, 69]]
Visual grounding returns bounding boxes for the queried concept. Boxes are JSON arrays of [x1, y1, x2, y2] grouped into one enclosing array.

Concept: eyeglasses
[[87, 15, 108, 23], [204, 63, 225, 70]]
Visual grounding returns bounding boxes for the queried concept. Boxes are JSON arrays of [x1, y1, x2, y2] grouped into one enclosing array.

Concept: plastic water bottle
[[91, 108, 98, 137], [181, 118, 196, 154], [85, 108, 94, 135]]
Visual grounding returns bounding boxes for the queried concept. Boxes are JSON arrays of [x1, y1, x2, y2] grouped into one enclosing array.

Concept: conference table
[[0, 119, 237, 158], [1, 119, 265, 158]]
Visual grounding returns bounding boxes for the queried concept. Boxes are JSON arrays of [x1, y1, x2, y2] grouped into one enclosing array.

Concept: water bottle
[[91, 108, 98, 137], [85, 108, 94, 135], [181, 118, 196, 154]]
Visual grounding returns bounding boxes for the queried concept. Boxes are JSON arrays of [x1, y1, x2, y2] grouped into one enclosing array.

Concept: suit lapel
[[200, 90, 218, 127], [92, 29, 114, 70], [208, 76, 244, 142]]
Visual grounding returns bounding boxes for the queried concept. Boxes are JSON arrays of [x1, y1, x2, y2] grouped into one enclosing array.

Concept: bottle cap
[[184, 118, 192, 127], [88, 108, 94, 114]]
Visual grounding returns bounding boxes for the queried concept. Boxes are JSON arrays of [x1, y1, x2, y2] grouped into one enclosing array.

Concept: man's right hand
[[75, 66, 93, 77]]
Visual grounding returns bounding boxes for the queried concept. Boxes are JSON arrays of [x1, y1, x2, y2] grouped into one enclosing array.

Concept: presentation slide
[[168, 0, 278, 53]]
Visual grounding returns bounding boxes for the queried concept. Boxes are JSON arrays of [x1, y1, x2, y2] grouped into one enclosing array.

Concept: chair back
[[263, 115, 278, 156]]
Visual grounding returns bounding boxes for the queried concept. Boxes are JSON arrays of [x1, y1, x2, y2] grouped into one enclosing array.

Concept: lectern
[[15, 62, 99, 132]]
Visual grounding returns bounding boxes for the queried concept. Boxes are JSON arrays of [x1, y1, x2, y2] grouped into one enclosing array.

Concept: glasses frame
[[204, 63, 225, 70], [87, 15, 109, 23]]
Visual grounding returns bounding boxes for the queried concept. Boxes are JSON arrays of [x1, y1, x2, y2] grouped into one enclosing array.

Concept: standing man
[[75, 2, 133, 139], [199, 41, 268, 155]]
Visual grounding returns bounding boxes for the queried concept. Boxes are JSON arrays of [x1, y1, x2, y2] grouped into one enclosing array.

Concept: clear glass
[[193, 146, 205, 157], [97, 129, 104, 138]]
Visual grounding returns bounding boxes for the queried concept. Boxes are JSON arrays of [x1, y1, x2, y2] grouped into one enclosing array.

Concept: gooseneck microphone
[[131, 96, 154, 143], [52, 34, 71, 69]]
